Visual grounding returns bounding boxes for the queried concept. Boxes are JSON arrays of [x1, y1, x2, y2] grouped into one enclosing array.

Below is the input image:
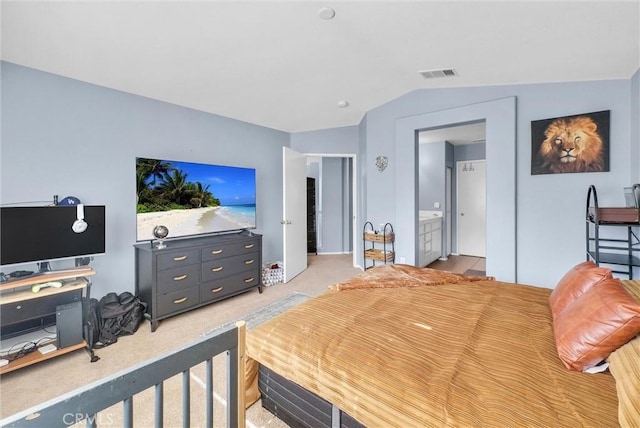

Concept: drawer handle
[[244, 277, 255, 283], [244, 259, 255, 265], [173, 255, 188, 261], [211, 266, 223, 272], [173, 297, 188, 304], [244, 244, 255, 249], [210, 249, 223, 255], [211, 287, 224, 293], [173, 274, 188, 281]]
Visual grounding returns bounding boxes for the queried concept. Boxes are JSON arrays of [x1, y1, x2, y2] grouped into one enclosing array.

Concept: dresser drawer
[[156, 286, 199, 317], [157, 249, 200, 270], [1, 291, 82, 325], [201, 252, 259, 282], [157, 264, 200, 294], [202, 240, 260, 262], [200, 273, 260, 304]]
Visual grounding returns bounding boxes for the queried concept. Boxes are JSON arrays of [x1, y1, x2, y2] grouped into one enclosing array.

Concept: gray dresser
[[134, 232, 262, 331]]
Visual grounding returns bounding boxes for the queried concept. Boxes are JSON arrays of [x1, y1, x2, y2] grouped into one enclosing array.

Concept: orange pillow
[[548, 261, 612, 319], [553, 278, 640, 371]]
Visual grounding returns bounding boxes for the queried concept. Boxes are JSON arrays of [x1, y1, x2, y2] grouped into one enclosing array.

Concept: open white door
[[282, 147, 308, 282]]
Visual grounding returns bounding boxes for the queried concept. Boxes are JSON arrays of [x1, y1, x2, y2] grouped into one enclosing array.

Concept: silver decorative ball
[[153, 225, 169, 240]]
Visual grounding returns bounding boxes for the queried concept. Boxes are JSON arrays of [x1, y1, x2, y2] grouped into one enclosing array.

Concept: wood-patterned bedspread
[[246, 265, 619, 427]]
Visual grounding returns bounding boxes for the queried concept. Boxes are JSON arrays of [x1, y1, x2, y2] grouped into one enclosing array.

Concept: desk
[[0, 268, 96, 375]]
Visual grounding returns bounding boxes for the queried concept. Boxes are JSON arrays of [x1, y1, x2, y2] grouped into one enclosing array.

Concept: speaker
[[72, 204, 88, 233], [56, 301, 83, 348]]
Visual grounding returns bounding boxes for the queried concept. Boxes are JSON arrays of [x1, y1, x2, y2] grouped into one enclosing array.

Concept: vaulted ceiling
[[2, 1, 638, 133]]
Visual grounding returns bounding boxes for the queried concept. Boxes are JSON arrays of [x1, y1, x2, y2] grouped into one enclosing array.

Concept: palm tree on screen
[[159, 169, 189, 204], [137, 158, 173, 187]]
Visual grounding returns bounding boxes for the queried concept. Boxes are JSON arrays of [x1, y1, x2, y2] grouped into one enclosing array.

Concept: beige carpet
[[0, 254, 361, 427]]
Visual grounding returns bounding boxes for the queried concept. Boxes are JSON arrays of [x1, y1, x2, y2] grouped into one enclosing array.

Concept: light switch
[[434, 202, 440, 209]]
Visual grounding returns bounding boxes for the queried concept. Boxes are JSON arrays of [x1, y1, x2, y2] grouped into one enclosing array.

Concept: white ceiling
[[2, 1, 639, 133]]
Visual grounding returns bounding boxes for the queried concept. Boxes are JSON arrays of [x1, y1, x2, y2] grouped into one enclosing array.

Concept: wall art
[[531, 110, 610, 175]]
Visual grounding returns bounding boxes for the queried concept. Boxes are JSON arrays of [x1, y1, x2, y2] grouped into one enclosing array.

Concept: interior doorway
[[304, 153, 357, 268], [395, 97, 517, 282], [418, 121, 486, 261], [283, 150, 357, 281]]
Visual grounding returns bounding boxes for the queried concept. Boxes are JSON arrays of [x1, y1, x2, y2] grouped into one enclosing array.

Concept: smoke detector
[[419, 68, 458, 79], [318, 7, 336, 20]]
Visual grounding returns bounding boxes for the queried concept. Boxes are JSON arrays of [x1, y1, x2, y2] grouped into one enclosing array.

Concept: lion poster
[[531, 110, 610, 175]]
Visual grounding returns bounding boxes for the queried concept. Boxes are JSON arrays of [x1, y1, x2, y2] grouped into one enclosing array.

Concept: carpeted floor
[[206, 292, 311, 335], [0, 254, 360, 427]]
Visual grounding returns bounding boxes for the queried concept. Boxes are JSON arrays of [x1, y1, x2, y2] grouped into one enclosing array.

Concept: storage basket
[[363, 232, 394, 243], [364, 249, 395, 262], [262, 262, 284, 286], [588, 207, 640, 223]]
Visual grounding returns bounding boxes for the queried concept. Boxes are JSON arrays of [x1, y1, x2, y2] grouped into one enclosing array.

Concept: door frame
[[303, 153, 358, 268], [445, 166, 452, 258], [394, 97, 517, 282]]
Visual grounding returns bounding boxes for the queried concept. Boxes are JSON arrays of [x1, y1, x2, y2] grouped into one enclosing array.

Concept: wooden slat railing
[[1, 322, 246, 428]]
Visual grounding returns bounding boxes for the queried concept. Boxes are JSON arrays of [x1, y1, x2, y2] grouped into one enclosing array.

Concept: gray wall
[[367, 79, 635, 287], [320, 158, 346, 253], [454, 143, 486, 162], [3, 60, 639, 292], [418, 142, 445, 211], [290, 126, 359, 154], [1, 62, 288, 298], [429, 143, 488, 212], [633, 70, 640, 184]]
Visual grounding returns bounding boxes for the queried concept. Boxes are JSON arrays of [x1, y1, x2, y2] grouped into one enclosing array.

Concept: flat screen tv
[[136, 158, 256, 241], [0, 206, 106, 268]]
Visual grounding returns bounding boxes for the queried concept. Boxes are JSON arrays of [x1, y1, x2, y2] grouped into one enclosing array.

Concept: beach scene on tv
[[136, 158, 256, 241]]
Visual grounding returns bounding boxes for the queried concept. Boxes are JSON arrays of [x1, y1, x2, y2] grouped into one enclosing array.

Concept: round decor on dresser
[[153, 225, 169, 249]]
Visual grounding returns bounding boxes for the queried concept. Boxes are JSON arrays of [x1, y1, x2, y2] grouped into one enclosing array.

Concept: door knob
[[460, 213, 465, 216]]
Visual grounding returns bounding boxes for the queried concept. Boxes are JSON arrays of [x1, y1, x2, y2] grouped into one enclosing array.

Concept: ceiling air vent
[[419, 68, 458, 79]]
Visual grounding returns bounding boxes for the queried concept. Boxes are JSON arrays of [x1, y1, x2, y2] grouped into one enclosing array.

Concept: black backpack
[[89, 292, 146, 348], [87, 297, 103, 349]]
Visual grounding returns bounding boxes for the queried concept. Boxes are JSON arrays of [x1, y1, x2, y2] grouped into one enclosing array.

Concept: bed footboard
[[1, 322, 247, 428]]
